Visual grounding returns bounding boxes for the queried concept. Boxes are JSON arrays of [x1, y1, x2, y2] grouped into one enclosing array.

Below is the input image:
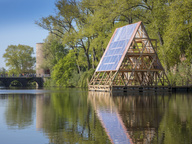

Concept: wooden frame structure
[[89, 22, 171, 92]]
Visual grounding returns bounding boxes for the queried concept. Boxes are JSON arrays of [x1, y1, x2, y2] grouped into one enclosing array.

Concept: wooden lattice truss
[[89, 23, 170, 91]]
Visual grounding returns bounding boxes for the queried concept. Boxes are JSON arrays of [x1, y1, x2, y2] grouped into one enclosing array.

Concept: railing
[[0, 74, 51, 78]]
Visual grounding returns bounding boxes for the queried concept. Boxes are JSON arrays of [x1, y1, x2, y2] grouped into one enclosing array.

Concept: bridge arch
[[0, 80, 6, 87], [10, 80, 23, 87], [27, 79, 40, 87]]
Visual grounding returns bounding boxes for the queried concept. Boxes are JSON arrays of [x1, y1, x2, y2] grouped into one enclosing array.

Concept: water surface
[[0, 88, 192, 144]]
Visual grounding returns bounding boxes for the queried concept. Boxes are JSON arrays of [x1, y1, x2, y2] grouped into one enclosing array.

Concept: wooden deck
[[89, 85, 172, 92], [172, 86, 192, 92], [89, 85, 192, 92]]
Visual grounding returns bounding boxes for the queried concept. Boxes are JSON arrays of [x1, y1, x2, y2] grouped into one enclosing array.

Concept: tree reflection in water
[[88, 91, 192, 144], [3, 90, 192, 144], [35, 90, 110, 144], [5, 94, 35, 129]]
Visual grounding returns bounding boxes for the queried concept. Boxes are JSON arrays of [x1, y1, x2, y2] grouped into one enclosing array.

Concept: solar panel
[[96, 22, 139, 71]]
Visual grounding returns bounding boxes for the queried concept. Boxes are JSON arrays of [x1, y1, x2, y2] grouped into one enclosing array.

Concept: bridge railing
[[0, 74, 51, 78]]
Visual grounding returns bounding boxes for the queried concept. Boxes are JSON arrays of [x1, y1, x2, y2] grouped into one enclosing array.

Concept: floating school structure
[[89, 21, 171, 92]]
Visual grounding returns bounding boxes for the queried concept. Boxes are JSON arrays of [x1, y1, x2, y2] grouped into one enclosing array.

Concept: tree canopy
[[3, 44, 35, 75], [36, 0, 192, 87], [0, 67, 6, 75]]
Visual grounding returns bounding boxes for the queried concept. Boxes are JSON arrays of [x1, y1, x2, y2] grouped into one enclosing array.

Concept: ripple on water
[[0, 89, 50, 94]]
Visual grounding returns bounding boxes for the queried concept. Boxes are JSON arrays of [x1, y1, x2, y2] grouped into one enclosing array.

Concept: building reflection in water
[[88, 91, 133, 144], [36, 95, 43, 131], [88, 91, 171, 144], [36, 94, 52, 131]]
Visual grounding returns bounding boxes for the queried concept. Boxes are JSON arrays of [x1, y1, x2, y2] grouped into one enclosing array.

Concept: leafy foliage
[[51, 50, 77, 87], [36, 0, 192, 87], [3, 44, 35, 75], [41, 34, 68, 71], [78, 69, 95, 88], [0, 67, 6, 75]]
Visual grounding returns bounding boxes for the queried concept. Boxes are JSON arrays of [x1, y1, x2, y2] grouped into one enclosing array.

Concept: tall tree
[[163, 0, 192, 68], [3, 44, 35, 74], [41, 34, 68, 71], [36, 0, 93, 70], [0, 67, 6, 75], [36, 0, 192, 87], [51, 50, 77, 86]]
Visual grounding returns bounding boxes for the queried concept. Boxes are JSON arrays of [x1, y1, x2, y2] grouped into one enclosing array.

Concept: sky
[[0, 0, 56, 69]]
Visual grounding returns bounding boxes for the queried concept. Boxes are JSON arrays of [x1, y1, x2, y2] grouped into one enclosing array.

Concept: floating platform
[[89, 85, 192, 92], [89, 85, 172, 92], [172, 86, 192, 92]]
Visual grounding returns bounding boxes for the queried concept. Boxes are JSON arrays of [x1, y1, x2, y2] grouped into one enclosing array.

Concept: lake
[[0, 88, 192, 144]]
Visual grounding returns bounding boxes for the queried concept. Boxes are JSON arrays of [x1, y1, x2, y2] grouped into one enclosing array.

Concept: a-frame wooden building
[[89, 21, 171, 92]]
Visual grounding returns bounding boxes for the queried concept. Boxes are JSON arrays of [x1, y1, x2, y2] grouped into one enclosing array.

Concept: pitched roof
[[96, 22, 141, 72]]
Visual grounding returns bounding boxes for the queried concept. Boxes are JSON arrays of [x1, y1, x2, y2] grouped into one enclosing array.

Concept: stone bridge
[[0, 77, 44, 88]]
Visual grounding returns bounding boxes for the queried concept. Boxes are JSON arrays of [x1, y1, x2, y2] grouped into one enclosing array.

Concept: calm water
[[0, 88, 192, 144]]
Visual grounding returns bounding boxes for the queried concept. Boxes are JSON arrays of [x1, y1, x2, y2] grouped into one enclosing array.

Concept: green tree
[[36, 0, 92, 70], [0, 67, 6, 75], [3, 44, 35, 75], [163, 0, 192, 68], [41, 34, 68, 71], [51, 50, 77, 87], [36, 0, 192, 87]]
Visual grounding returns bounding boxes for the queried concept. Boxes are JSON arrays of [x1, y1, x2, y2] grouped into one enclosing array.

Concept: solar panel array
[[96, 22, 139, 71]]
